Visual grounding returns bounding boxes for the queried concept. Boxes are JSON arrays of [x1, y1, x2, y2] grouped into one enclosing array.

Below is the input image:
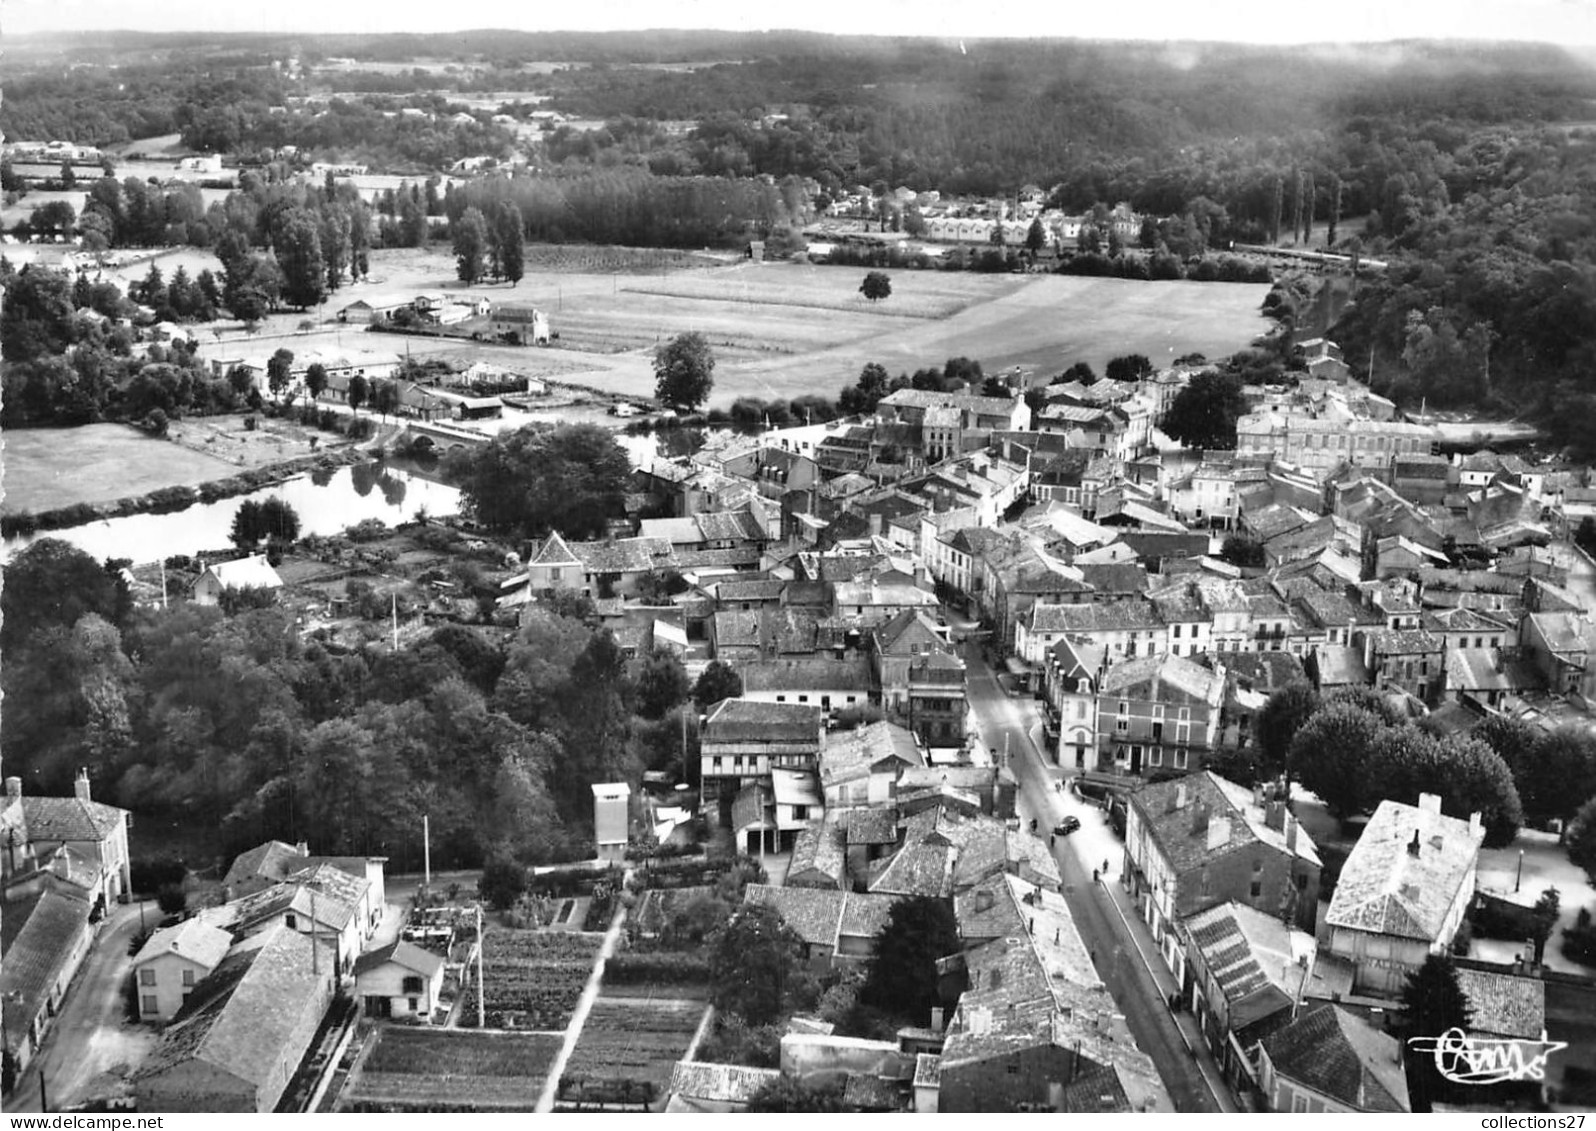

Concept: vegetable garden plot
[[342, 1028, 561, 1112], [462, 927, 605, 1030], [558, 995, 708, 1105]]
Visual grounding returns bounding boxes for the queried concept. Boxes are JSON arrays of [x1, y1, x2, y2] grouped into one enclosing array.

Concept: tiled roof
[[1311, 644, 1370, 686], [787, 817, 847, 886], [702, 699, 824, 744], [1100, 653, 1225, 706], [869, 835, 956, 898], [838, 891, 901, 941], [223, 841, 309, 890], [1182, 902, 1308, 1031], [846, 807, 901, 846], [1, 880, 91, 1055], [134, 919, 234, 972], [19, 794, 128, 843], [135, 927, 333, 1098], [1260, 1004, 1409, 1112], [743, 884, 843, 947], [353, 939, 445, 979], [1455, 968, 1545, 1040], [740, 656, 873, 692], [1030, 600, 1161, 634], [201, 554, 284, 591], [668, 1062, 781, 1103], [1324, 798, 1484, 942], [570, 536, 677, 574], [1132, 772, 1320, 875]]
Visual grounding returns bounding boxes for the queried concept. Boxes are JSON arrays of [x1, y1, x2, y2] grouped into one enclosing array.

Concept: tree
[[1218, 534, 1266, 568], [746, 1077, 848, 1112], [1366, 729, 1523, 847], [1162, 371, 1249, 450], [1517, 728, 1596, 830], [1530, 887, 1561, 964], [653, 332, 716, 410], [266, 348, 295, 398], [275, 209, 327, 310], [862, 895, 961, 1021], [1570, 796, 1596, 883], [348, 373, 368, 415], [478, 848, 528, 909], [59, 159, 76, 190], [156, 883, 187, 915], [695, 660, 744, 710], [1021, 218, 1045, 256], [840, 361, 891, 415], [635, 651, 691, 720], [445, 423, 632, 540], [230, 497, 301, 551], [1, 539, 126, 652], [709, 903, 808, 1027], [1269, 174, 1284, 243], [859, 271, 892, 303], [1290, 703, 1385, 819], [305, 362, 328, 401], [1398, 954, 1473, 1111], [1254, 683, 1320, 778], [1055, 361, 1096, 386], [1105, 354, 1154, 383], [453, 206, 489, 285]]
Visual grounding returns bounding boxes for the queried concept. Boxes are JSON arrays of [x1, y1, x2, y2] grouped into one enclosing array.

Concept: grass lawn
[[1, 424, 238, 515]]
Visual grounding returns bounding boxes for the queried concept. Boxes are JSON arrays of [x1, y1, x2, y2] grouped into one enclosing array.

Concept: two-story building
[[354, 940, 446, 1021], [1095, 654, 1225, 776], [1256, 1004, 1410, 1113], [699, 699, 825, 815], [1123, 774, 1322, 981], [1322, 793, 1484, 998], [132, 920, 235, 1022]]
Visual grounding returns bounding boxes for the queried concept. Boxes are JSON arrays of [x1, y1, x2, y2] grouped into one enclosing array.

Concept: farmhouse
[[134, 927, 338, 1113], [132, 919, 235, 1022], [490, 304, 550, 344], [193, 555, 284, 605]]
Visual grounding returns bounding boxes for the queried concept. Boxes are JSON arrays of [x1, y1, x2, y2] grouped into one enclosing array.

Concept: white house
[[193, 555, 284, 606], [353, 940, 446, 1021], [132, 919, 235, 1022]]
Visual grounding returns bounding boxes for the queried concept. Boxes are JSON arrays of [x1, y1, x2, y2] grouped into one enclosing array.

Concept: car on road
[[1052, 816, 1081, 837]]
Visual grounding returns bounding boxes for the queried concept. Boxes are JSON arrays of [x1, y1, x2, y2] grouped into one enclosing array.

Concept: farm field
[[341, 1028, 559, 1111], [559, 992, 708, 1108], [463, 927, 604, 1031], [2, 423, 240, 514]]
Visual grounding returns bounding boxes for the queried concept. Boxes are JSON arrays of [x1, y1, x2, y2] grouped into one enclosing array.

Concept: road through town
[[962, 645, 1226, 1112]]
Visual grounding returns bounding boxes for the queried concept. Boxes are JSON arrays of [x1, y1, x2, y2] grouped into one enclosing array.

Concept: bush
[[1563, 906, 1596, 966], [604, 951, 712, 984], [156, 883, 187, 915], [130, 856, 188, 897]]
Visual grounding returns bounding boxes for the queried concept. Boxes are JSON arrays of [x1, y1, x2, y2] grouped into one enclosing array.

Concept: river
[[3, 461, 461, 565]]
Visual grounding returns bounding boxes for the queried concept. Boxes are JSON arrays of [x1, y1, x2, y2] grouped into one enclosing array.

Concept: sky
[[6, 0, 1596, 44]]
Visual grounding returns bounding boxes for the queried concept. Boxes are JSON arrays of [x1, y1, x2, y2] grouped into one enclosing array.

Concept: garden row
[[342, 1028, 560, 1112], [461, 927, 604, 1031]]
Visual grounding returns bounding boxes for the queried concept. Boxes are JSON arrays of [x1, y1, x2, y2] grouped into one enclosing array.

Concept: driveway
[[963, 645, 1229, 1112], [4, 901, 158, 1113]]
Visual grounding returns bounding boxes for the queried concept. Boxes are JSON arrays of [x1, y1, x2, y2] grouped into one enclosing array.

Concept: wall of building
[[937, 1044, 1076, 1112]]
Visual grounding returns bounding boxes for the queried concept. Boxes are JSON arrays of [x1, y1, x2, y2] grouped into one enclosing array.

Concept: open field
[[1, 424, 238, 514], [559, 993, 707, 1107], [1, 417, 341, 515], [342, 1028, 559, 1112]]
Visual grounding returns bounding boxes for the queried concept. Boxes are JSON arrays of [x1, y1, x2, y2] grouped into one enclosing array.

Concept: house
[[1, 770, 132, 906], [1, 875, 94, 1078], [1454, 968, 1546, 1042], [515, 532, 678, 598], [197, 879, 363, 978], [132, 919, 234, 1022], [817, 720, 922, 809], [1042, 637, 1105, 769], [354, 940, 446, 1021], [1094, 653, 1226, 776], [786, 814, 850, 890], [871, 609, 953, 710], [1256, 1004, 1410, 1113], [221, 841, 386, 938], [1518, 610, 1596, 699], [592, 783, 630, 864], [489, 304, 550, 344], [699, 699, 824, 813], [1179, 901, 1326, 1092], [336, 296, 413, 323], [192, 555, 284, 606], [665, 1062, 783, 1112], [906, 652, 970, 751], [1362, 627, 1446, 707], [1124, 773, 1322, 980], [738, 656, 875, 714], [739, 885, 902, 966], [134, 927, 337, 1113], [1322, 793, 1484, 997]]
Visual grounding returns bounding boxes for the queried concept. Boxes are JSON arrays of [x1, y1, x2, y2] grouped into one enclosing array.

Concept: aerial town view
[[4, 0, 1596, 1118]]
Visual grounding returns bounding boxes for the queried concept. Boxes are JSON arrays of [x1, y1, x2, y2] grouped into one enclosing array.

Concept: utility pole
[[391, 590, 399, 651], [423, 814, 431, 890]]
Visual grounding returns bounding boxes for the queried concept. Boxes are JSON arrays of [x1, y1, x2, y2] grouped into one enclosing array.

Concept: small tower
[[591, 783, 631, 864]]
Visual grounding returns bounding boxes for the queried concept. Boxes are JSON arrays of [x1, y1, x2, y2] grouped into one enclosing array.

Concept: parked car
[[1052, 816, 1081, 837]]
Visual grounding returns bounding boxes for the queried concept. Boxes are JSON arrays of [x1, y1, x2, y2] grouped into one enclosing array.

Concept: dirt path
[[533, 896, 631, 1114]]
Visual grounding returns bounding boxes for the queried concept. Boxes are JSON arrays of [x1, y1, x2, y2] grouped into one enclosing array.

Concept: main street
[[961, 641, 1229, 1113]]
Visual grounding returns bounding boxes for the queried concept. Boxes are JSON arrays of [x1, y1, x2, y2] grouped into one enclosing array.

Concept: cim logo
[[1407, 1028, 1569, 1085]]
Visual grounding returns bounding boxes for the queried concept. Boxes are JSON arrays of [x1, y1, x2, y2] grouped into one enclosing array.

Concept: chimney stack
[[1191, 802, 1210, 837], [1285, 815, 1299, 855], [930, 1006, 945, 1033], [1265, 800, 1286, 832], [5, 777, 20, 801], [73, 768, 91, 802], [1469, 811, 1483, 839], [1418, 792, 1442, 816], [1408, 829, 1422, 858], [1175, 783, 1189, 811]]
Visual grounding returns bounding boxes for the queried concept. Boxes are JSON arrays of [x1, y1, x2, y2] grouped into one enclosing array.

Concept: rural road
[[962, 646, 1230, 1113], [4, 901, 156, 1113]]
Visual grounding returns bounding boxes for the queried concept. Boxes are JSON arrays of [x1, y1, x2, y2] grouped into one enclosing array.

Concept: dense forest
[[0, 537, 700, 871]]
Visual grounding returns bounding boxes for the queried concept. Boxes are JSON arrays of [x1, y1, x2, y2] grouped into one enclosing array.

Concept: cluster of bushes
[[1058, 251, 1271, 282], [1565, 907, 1596, 965], [603, 950, 712, 984]]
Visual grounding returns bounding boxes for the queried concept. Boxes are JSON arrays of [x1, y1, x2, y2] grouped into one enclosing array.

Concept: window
[[182, 968, 196, 987], [1117, 715, 1129, 733], [402, 975, 424, 994], [550, 567, 562, 582], [142, 995, 159, 1016], [776, 695, 786, 702], [1174, 748, 1188, 769], [798, 695, 809, 704], [1173, 624, 1182, 639], [1291, 1091, 1310, 1113], [139, 968, 156, 986], [1006, 1063, 1020, 1076], [1250, 880, 1263, 899], [1118, 701, 1129, 715], [1150, 747, 1163, 766], [1152, 721, 1163, 740], [821, 696, 832, 709], [286, 913, 297, 929], [409, 997, 420, 1013]]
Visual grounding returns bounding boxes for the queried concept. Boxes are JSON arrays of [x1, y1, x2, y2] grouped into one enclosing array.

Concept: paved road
[[963, 646, 1224, 1113], [4, 901, 156, 1113]]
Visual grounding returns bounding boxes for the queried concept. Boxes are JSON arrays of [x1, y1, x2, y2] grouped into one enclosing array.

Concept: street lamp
[[1515, 849, 1524, 894]]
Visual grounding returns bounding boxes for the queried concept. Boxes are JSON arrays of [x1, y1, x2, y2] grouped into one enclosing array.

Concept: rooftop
[[702, 699, 824, 745], [1260, 1004, 1409, 1112]]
